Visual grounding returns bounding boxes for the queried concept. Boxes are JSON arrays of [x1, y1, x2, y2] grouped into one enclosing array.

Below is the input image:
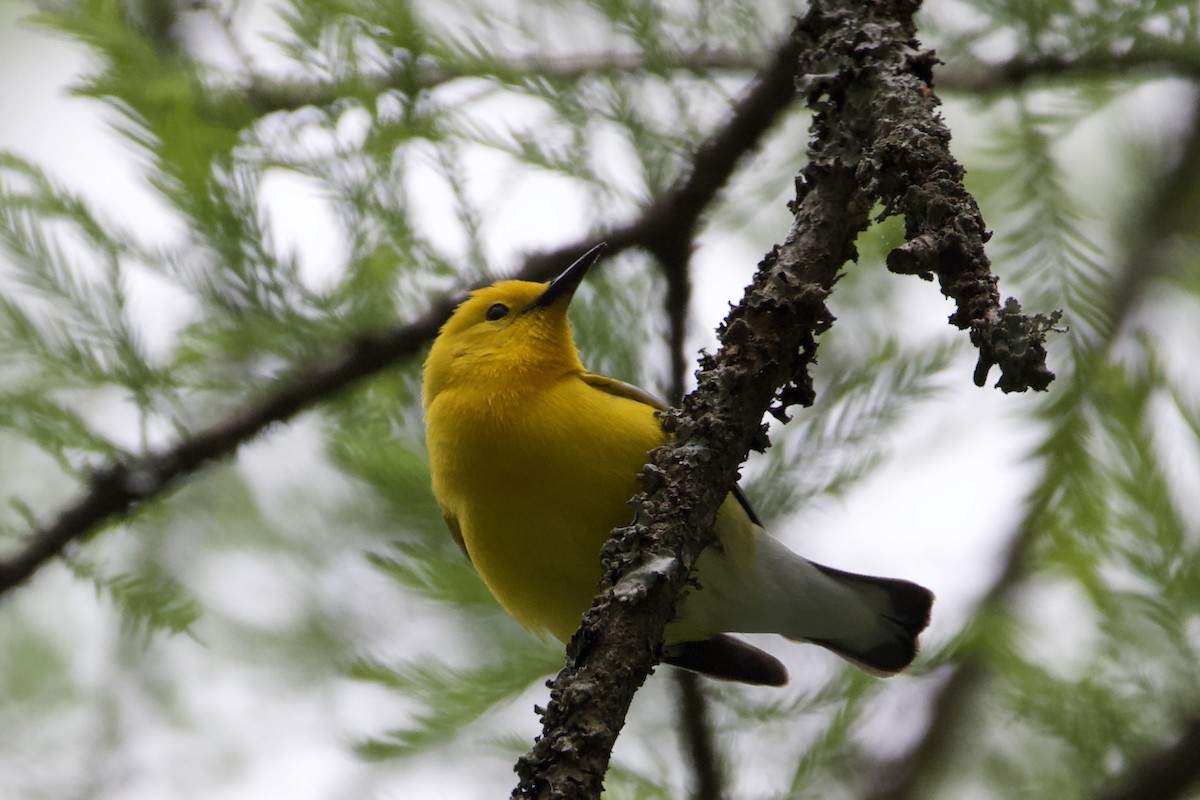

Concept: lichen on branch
[[796, 0, 1056, 392], [513, 2, 1056, 798]]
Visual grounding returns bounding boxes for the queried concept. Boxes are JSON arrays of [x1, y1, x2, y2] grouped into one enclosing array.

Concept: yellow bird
[[422, 245, 933, 685]]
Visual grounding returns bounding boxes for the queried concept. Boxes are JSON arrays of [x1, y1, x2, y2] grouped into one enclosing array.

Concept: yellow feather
[[421, 249, 933, 685]]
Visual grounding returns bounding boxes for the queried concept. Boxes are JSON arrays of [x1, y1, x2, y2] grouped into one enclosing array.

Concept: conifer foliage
[[1, 0, 1199, 798]]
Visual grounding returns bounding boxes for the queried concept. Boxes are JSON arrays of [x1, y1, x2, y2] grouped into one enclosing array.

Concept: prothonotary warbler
[[422, 244, 933, 685]]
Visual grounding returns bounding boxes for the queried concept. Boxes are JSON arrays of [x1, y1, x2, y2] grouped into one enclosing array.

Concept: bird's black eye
[[485, 303, 509, 321]]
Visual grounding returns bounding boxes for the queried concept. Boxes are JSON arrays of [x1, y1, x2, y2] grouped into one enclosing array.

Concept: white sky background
[[2, 0, 1185, 797]]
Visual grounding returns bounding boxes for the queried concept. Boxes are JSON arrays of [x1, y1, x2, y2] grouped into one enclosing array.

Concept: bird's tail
[[729, 531, 934, 677], [797, 562, 934, 676], [676, 531, 934, 680]]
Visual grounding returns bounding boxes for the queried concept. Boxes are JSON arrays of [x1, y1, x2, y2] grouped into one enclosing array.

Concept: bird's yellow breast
[[425, 373, 667, 641]]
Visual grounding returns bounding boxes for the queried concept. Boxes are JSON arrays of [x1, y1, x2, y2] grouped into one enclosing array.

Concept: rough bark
[[511, 1, 1056, 797]]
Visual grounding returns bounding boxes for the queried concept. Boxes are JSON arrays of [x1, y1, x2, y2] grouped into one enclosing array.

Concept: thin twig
[[230, 50, 765, 116], [866, 516, 1037, 800], [674, 671, 725, 800], [1107, 90, 1200, 327], [657, 214, 724, 800], [936, 47, 1200, 96], [1097, 715, 1200, 800]]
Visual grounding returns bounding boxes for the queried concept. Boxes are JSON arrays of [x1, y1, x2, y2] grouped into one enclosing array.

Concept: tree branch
[[935, 47, 1200, 96], [865, 83, 1200, 800], [657, 200, 722, 800], [1098, 714, 1200, 800], [853, 53, 1058, 390], [229, 49, 765, 117], [866, 515, 1038, 800], [673, 671, 724, 800], [1107, 89, 1200, 328], [511, 0, 1051, 795], [0, 303, 452, 594]]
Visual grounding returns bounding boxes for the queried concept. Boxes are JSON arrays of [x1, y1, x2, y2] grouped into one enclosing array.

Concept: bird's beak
[[528, 243, 606, 311]]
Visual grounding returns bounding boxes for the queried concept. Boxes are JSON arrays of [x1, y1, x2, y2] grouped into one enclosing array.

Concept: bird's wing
[[664, 634, 788, 686], [442, 510, 473, 565], [580, 372, 669, 411], [578, 372, 763, 526]]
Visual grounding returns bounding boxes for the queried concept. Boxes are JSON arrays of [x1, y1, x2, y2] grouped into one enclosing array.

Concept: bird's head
[[422, 244, 605, 408]]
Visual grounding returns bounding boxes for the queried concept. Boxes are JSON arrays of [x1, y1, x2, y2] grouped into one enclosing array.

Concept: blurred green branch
[[0, 300, 448, 594], [937, 46, 1200, 95], [216, 41, 1200, 119], [234, 49, 767, 115], [1098, 714, 1200, 800]]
